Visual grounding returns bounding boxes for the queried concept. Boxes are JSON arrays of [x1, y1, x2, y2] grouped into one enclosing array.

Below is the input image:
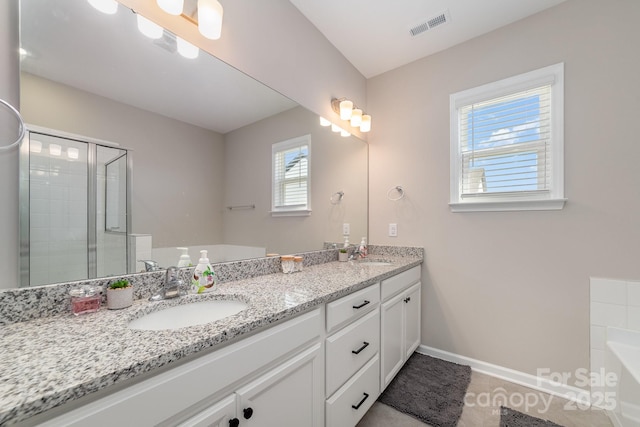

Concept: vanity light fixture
[[331, 98, 372, 133], [67, 147, 80, 160], [176, 37, 199, 58], [197, 0, 224, 40], [137, 14, 164, 39], [87, 0, 118, 15], [157, 0, 184, 15]]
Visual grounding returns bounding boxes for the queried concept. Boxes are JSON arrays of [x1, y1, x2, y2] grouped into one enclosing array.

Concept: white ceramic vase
[[107, 286, 133, 310]]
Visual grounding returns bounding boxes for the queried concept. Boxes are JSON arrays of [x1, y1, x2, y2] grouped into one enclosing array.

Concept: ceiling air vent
[[409, 9, 451, 38]]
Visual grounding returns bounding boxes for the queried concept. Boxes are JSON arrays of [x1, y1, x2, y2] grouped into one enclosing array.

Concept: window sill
[[270, 209, 312, 217], [449, 198, 567, 213]]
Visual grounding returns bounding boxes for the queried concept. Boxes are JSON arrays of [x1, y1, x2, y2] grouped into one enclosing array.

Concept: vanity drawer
[[326, 283, 380, 333], [381, 266, 420, 301], [326, 308, 380, 397], [326, 354, 379, 427]]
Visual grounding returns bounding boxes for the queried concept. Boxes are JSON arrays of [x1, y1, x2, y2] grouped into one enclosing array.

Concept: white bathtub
[[606, 327, 640, 427]]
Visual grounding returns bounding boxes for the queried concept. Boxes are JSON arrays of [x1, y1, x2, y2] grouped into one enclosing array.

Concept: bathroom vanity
[[0, 250, 422, 426]]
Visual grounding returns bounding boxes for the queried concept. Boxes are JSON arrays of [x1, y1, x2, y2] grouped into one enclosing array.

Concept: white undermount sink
[[128, 300, 248, 331]]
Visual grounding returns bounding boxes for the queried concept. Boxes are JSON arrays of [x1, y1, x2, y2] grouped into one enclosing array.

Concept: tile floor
[[357, 370, 613, 427]]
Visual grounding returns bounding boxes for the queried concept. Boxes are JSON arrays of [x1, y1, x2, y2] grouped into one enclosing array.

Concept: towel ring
[[387, 186, 405, 201], [0, 98, 26, 152], [330, 191, 344, 205]]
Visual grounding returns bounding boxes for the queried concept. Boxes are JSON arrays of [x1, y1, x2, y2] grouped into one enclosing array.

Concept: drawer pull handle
[[352, 392, 370, 410], [352, 300, 370, 309], [352, 341, 370, 355], [243, 407, 253, 419], [229, 418, 240, 427]]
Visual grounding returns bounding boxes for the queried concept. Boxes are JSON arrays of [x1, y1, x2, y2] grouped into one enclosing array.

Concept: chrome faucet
[[149, 267, 183, 301], [139, 260, 161, 272], [349, 245, 364, 261]]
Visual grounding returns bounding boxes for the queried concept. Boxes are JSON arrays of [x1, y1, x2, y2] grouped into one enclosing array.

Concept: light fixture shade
[[67, 147, 80, 160], [341, 129, 351, 137], [339, 100, 353, 120], [350, 109, 362, 127], [87, 0, 118, 14], [198, 0, 224, 40], [157, 0, 184, 15], [360, 115, 371, 132], [137, 14, 164, 39], [331, 124, 341, 133], [177, 37, 199, 59], [319, 117, 331, 127]]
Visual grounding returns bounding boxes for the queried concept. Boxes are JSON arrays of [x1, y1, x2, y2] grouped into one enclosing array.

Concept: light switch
[[343, 223, 350, 236], [388, 223, 398, 237]]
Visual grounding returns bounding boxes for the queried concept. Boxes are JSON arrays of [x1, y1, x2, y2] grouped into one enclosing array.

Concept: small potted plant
[[339, 248, 349, 262], [107, 279, 133, 310]]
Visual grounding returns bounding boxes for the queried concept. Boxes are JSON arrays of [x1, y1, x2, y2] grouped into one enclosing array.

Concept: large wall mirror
[[18, 0, 368, 287]]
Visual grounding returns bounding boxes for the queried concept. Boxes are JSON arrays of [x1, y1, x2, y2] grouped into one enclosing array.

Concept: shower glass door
[[20, 129, 130, 287]]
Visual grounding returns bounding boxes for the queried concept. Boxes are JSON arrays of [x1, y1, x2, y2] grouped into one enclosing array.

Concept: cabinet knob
[[229, 418, 240, 427], [404, 297, 411, 303], [243, 407, 254, 419]]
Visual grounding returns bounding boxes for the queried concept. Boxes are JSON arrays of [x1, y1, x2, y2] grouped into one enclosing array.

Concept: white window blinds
[[272, 135, 310, 214], [459, 85, 551, 198], [449, 63, 565, 212]]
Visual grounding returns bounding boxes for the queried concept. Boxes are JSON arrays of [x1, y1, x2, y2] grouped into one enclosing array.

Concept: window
[[449, 63, 565, 212], [272, 135, 311, 216]]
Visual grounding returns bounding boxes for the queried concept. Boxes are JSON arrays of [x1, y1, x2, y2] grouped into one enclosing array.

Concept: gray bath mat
[[378, 353, 471, 427], [500, 406, 564, 427]]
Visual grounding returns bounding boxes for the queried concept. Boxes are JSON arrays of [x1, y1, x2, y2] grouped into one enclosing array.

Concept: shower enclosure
[[19, 126, 132, 287]]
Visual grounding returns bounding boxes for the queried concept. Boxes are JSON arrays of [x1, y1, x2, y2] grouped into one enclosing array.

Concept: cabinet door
[[236, 342, 323, 427], [380, 292, 404, 390], [403, 283, 421, 360], [178, 394, 237, 427]]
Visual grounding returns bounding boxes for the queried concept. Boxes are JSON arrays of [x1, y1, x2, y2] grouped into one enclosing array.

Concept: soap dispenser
[[359, 237, 368, 258], [191, 250, 216, 294], [177, 247, 192, 268]]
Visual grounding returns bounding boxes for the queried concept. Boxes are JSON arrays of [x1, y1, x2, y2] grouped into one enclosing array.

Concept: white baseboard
[[417, 345, 591, 406]]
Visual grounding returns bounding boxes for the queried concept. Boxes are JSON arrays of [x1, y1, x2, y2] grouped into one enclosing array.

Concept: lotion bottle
[[177, 247, 192, 267], [191, 250, 215, 294]]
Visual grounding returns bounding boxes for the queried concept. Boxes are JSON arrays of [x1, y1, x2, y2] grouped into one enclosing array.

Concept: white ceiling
[[20, 0, 297, 134], [289, 0, 567, 78]]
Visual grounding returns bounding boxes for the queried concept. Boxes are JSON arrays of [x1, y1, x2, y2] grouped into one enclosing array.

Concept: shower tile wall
[[589, 277, 640, 403], [29, 136, 88, 285]]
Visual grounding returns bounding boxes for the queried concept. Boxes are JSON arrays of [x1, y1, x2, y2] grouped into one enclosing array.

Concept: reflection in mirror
[[17, 0, 368, 288]]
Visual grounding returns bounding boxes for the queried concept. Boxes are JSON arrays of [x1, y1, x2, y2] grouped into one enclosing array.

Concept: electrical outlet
[[343, 223, 350, 236], [388, 223, 398, 237]]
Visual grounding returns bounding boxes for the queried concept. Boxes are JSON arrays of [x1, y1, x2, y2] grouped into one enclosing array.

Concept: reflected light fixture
[[87, 0, 118, 14], [157, 0, 184, 15], [137, 14, 164, 39], [331, 98, 372, 133], [198, 0, 224, 40], [340, 129, 351, 137], [67, 147, 80, 160], [319, 117, 331, 127], [331, 124, 341, 133], [49, 144, 62, 157], [177, 37, 199, 59], [30, 140, 42, 153]]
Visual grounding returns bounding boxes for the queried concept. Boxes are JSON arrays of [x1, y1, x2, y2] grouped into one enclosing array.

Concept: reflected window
[[271, 135, 311, 216]]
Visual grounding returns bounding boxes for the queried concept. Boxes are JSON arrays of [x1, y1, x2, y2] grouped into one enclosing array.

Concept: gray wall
[[20, 73, 225, 251], [223, 106, 368, 255], [367, 0, 640, 386]]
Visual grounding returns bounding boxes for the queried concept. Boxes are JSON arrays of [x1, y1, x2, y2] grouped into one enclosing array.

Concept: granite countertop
[[0, 255, 422, 425]]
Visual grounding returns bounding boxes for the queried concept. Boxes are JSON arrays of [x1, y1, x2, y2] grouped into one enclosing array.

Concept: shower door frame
[[19, 125, 132, 287]]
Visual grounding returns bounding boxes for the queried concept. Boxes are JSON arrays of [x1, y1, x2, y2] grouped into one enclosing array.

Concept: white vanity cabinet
[[36, 309, 324, 427], [380, 266, 421, 390], [325, 284, 381, 427]]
